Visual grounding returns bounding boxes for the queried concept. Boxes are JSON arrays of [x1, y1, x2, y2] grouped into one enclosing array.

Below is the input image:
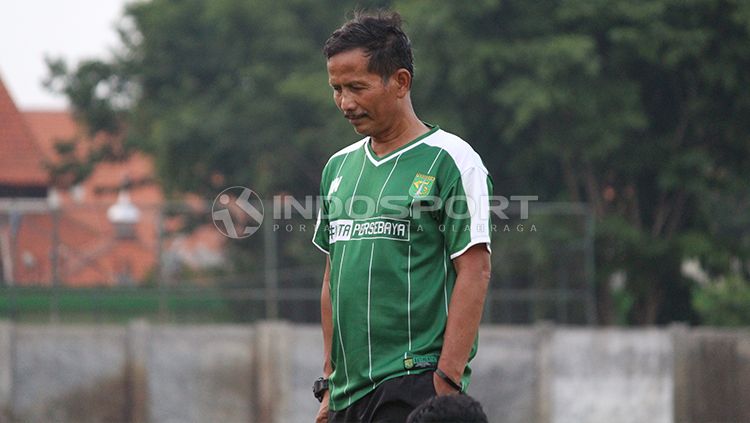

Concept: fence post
[[583, 207, 597, 325], [740, 334, 750, 421], [0, 320, 13, 420], [535, 321, 553, 423], [671, 323, 689, 423], [253, 321, 290, 423], [126, 319, 150, 423], [263, 211, 279, 320], [50, 208, 61, 323]]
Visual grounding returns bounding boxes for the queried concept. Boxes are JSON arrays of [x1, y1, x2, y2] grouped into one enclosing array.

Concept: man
[[406, 394, 488, 423], [312, 10, 492, 423]]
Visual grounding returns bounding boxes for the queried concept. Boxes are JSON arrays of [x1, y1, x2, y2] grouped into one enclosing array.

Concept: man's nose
[[338, 92, 356, 112]]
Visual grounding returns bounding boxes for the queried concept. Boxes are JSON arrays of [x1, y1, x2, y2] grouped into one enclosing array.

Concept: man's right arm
[[316, 257, 332, 423], [321, 257, 333, 377]]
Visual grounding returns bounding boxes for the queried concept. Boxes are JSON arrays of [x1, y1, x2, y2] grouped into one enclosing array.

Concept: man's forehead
[[327, 48, 371, 74]]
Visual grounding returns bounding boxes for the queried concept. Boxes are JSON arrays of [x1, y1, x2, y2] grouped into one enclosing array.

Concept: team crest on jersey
[[409, 173, 435, 198]]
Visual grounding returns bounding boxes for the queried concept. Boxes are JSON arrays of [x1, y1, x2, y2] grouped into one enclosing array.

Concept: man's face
[[327, 48, 399, 137]]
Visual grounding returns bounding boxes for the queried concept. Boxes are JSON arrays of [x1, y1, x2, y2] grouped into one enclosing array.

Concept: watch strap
[[435, 368, 463, 392]]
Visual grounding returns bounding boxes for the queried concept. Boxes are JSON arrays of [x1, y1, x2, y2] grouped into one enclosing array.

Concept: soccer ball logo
[[211, 186, 264, 239]]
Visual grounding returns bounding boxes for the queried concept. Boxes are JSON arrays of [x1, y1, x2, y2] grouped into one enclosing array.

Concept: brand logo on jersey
[[403, 352, 438, 370], [329, 217, 410, 243], [328, 176, 343, 197], [409, 173, 435, 198]]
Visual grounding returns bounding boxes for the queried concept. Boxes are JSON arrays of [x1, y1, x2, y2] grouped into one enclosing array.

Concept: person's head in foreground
[[406, 394, 489, 423]]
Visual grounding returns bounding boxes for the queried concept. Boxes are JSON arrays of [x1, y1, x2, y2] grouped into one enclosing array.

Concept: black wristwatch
[[313, 377, 329, 402]]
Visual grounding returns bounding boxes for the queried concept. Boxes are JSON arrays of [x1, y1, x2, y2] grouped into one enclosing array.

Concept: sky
[[0, 0, 131, 110]]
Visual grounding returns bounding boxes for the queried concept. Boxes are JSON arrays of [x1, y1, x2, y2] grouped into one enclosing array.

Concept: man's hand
[[315, 390, 330, 423]]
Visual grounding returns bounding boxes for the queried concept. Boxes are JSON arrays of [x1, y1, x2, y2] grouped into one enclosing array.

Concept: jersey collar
[[364, 124, 439, 167]]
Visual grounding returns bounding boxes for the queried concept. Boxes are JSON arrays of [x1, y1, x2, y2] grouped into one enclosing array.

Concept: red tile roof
[[17, 109, 162, 285], [0, 77, 225, 287], [23, 110, 163, 205], [0, 77, 48, 187], [7, 207, 160, 286], [16, 109, 225, 286], [21, 110, 81, 160]]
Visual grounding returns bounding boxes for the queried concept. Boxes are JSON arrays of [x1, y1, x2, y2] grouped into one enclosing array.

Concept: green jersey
[[313, 125, 493, 411]]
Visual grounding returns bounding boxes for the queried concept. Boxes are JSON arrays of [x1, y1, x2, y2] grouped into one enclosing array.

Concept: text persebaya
[[329, 218, 410, 243]]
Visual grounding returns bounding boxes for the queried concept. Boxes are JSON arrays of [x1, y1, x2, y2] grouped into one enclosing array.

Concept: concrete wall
[[146, 325, 256, 423], [673, 328, 750, 423], [547, 328, 673, 423], [12, 324, 128, 423], [0, 321, 748, 423]]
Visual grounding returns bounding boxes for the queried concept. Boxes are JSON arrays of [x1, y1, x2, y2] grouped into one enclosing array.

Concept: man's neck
[[370, 114, 429, 157]]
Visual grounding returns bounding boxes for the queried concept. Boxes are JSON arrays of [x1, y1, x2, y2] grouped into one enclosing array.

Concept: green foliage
[[46, 0, 389, 198], [402, 0, 750, 324], [122, 0, 361, 197], [48, 0, 750, 324], [694, 275, 750, 326]]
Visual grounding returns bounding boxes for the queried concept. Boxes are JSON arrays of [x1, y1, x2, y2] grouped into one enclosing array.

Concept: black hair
[[323, 10, 414, 81], [406, 394, 489, 423]]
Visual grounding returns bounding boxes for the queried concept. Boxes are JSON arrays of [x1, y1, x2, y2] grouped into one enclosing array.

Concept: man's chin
[[351, 123, 370, 136]]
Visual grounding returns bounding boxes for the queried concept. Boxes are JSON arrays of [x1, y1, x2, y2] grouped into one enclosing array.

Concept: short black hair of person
[[406, 394, 489, 423], [323, 10, 414, 81]]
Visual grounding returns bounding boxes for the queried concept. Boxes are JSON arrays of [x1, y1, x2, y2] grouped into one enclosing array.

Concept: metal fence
[[0, 198, 595, 324]]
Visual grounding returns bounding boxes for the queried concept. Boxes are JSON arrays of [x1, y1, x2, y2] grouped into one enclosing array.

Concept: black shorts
[[328, 371, 436, 423]]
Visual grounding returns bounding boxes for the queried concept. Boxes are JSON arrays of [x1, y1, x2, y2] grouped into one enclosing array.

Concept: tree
[[399, 0, 750, 324], [45, 0, 392, 322], [49, 0, 750, 324], [46, 0, 398, 199]]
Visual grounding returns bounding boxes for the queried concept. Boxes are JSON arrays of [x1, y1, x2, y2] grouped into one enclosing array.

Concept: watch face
[[314, 380, 324, 391], [313, 378, 328, 401]]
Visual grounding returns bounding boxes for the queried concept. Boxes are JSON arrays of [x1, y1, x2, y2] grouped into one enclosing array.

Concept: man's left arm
[[434, 243, 491, 395]]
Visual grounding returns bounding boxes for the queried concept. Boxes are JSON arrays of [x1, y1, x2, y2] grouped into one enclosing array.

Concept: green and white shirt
[[313, 125, 493, 411]]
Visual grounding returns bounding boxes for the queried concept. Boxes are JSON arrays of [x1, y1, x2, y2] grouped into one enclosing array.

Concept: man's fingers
[[315, 392, 329, 423]]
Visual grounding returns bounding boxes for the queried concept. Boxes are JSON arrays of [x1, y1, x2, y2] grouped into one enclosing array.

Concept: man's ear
[[393, 69, 412, 98]]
